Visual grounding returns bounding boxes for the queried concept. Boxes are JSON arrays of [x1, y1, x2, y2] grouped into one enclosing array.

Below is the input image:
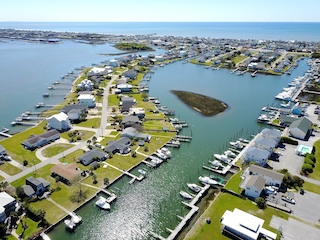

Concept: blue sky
[[1, 0, 319, 22]]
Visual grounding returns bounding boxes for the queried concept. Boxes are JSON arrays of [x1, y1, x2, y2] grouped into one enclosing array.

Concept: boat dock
[[0, 127, 12, 138], [11, 121, 37, 126], [150, 184, 210, 240]]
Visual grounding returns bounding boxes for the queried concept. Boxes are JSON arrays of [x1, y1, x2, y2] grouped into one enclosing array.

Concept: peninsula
[[114, 42, 153, 51], [171, 90, 228, 116]]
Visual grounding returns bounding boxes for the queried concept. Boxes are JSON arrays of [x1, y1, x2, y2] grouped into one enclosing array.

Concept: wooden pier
[[0, 128, 12, 138], [151, 184, 211, 240]]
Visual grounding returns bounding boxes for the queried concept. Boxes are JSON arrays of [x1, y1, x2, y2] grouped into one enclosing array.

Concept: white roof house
[[242, 147, 270, 166], [88, 67, 105, 75], [78, 94, 96, 108], [117, 84, 132, 92], [0, 192, 16, 223], [47, 112, 71, 131], [221, 208, 276, 240]]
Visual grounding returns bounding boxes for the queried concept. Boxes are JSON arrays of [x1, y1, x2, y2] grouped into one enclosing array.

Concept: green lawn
[[41, 143, 74, 158], [303, 181, 320, 195], [82, 164, 122, 187], [0, 175, 4, 182], [30, 199, 66, 224], [310, 140, 320, 180], [16, 217, 42, 240], [143, 120, 173, 131], [60, 130, 95, 142], [0, 162, 22, 176], [58, 149, 85, 165], [108, 94, 120, 106], [224, 170, 243, 193], [74, 118, 101, 128], [231, 55, 248, 64], [0, 121, 47, 165], [186, 193, 286, 240], [107, 153, 145, 170]]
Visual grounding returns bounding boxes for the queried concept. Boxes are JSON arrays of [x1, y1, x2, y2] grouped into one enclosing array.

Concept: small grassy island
[[115, 42, 153, 51], [171, 90, 228, 116]]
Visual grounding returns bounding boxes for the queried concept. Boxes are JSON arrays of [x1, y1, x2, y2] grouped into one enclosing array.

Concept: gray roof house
[[105, 137, 131, 154], [121, 127, 151, 141], [22, 129, 60, 150], [79, 149, 107, 166], [23, 177, 50, 197], [122, 115, 140, 128], [289, 117, 312, 140], [124, 69, 137, 79], [242, 147, 270, 166], [244, 175, 266, 199], [253, 136, 277, 153], [260, 128, 282, 142], [249, 165, 284, 187], [61, 104, 88, 114]]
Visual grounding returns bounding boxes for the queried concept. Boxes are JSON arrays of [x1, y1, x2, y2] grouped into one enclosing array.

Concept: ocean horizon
[[1, 22, 320, 41]]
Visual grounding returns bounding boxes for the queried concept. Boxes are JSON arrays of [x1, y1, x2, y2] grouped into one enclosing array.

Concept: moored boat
[[199, 176, 218, 185], [187, 183, 201, 193], [179, 191, 193, 200], [95, 196, 110, 210]]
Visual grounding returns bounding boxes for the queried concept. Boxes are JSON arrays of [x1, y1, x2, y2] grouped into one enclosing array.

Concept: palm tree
[[87, 139, 92, 146], [92, 136, 97, 143]]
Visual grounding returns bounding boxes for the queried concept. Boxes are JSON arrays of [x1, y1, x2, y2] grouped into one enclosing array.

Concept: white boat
[[40, 232, 51, 240], [187, 183, 201, 193], [95, 196, 110, 210], [179, 191, 193, 200], [224, 150, 237, 158], [209, 160, 223, 168], [213, 154, 231, 163], [156, 148, 171, 158], [64, 219, 75, 230], [154, 151, 167, 160], [281, 102, 291, 108], [69, 212, 82, 224], [230, 141, 243, 149], [199, 176, 218, 185], [257, 114, 270, 123]]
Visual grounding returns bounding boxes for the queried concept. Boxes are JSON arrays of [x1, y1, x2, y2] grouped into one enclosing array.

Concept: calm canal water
[[48, 59, 310, 240]]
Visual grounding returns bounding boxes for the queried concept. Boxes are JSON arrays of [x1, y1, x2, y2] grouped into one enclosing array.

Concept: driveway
[[270, 216, 320, 240]]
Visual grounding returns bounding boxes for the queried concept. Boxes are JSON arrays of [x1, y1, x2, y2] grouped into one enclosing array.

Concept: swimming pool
[[296, 145, 312, 155]]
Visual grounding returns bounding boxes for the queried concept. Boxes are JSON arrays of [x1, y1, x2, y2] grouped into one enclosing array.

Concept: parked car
[[281, 196, 295, 204]]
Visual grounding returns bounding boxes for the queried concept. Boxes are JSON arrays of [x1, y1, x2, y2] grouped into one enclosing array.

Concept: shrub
[[302, 163, 313, 174], [305, 153, 316, 163], [280, 136, 298, 145], [255, 197, 266, 209], [23, 160, 28, 166], [304, 158, 315, 167]]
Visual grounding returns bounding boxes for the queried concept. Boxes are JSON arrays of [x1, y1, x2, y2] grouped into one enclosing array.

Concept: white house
[[67, 109, 82, 121], [78, 94, 96, 108], [179, 50, 187, 57], [244, 175, 266, 198], [129, 107, 145, 119], [47, 112, 71, 131], [117, 84, 132, 92], [155, 55, 164, 62], [253, 136, 277, 153], [242, 147, 270, 166], [221, 208, 276, 240], [289, 117, 312, 140], [249, 165, 284, 187], [77, 79, 94, 91], [260, 128, 282, 142], [0, 192, 17, 223], [109, 59, 119, 67], [88, 67, 105, 76]]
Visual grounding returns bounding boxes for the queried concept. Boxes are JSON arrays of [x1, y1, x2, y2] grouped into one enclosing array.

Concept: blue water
[[1, 22, 320, 41]]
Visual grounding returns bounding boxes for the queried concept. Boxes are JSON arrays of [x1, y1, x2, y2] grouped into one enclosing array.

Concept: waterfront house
[[0, 192, 17, 223], [51, 163, 81, 185], [87, 67, 106, 77], [279, 115, 299, 127], [79, 149, 107, 166], [260, 128, 282, 142], [67, 109, 82, 121], [248, 165, 284, 187], [128, 107, 145, 119], [121, 127, 151, 141], [105, 137, 131, 154], [47, 112, 71, 132], [120, 96, 136, 106], [244, 175, 266, 198], [288, 117, 312, 140], [117, 84, 133, 92], [123, 69, 137, 79], [121, 115, 140, 128], [109, 59, 119, 67], [77, 94, 96, 108], [22, 177, 50, 198], [22, 129, 60, 150], [221, 208, 276, 240], [242, 147, 270, 166], [61, 104, 88, 114], [77, 79, 94, 91], [253, 136, 277, 153]]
